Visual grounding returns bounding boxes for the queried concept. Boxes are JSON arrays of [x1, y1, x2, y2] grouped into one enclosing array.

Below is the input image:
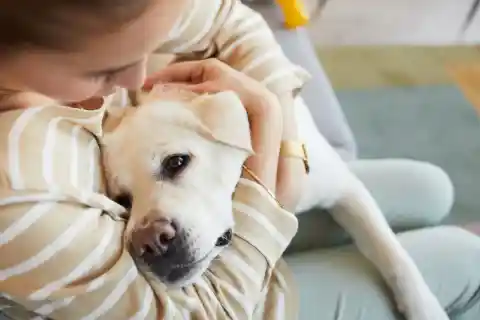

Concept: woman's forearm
[[276, 94, 306, 212], [243, 94, 283, 192]]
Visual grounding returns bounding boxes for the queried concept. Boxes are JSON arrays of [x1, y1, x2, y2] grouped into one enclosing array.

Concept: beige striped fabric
[[0, 100, 299, 319], [156, 0, 311, 99], [0, 0, 308, 318]]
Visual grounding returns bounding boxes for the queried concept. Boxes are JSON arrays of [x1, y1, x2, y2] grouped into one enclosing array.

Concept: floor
[[303, 0, 480, 46], [317, 45, 480, 90], [449, 63, 480, 114]]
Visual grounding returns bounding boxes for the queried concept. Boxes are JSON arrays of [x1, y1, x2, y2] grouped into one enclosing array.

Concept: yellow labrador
[[101, 87, 448, 319], [102, 88, 252, 288]]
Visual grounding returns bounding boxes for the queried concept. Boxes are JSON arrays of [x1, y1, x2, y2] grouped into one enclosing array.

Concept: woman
[[0, 1, 479, 319]]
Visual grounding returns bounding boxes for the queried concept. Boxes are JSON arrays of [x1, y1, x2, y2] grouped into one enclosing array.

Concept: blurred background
[[305, 0, 479, 45], [303, 0, 480, 226]]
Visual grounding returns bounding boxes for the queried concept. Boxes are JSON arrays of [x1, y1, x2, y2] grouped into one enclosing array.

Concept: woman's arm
[[275, 93, 305, 211], [242, 91, 304, 212], [242, 91, 282, 192]]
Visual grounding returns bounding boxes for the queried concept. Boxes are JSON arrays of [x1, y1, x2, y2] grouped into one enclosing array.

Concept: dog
[[101, 86, 449, 319], [101, 87, 252, 288]]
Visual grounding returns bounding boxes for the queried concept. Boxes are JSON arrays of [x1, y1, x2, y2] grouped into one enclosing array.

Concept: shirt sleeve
[[0, 179, 297, 319], [156, 0, 311, 98]]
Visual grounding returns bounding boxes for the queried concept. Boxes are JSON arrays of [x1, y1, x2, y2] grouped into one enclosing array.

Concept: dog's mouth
[[171, 250, 213, 270], [162, 250, 216, 285], [136, 248, 217, 287]]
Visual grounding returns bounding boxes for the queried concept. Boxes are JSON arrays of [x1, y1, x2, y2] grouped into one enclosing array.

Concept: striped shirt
[[0, 99, 299, 319], [155, 0, 311, 98], [0, 0, 307, 318]]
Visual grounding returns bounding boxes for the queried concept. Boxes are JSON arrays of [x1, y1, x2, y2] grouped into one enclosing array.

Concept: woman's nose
[[114, 59, 147, 90]]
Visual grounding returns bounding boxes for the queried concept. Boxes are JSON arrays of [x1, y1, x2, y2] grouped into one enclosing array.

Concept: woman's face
[[0, 0, 186, 103]]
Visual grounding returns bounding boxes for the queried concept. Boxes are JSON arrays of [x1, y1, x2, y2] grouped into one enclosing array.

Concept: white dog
[[101, 87, 449, 320], [102, 88, 253, 288]]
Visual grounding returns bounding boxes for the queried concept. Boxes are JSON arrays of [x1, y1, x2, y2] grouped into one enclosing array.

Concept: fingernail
[[142, 83, 153, 91]]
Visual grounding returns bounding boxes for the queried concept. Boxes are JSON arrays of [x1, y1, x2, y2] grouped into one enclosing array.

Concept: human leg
[[349, 159, 454, 228], [285, 226, 480, 320], [289, 158, 454, 252]]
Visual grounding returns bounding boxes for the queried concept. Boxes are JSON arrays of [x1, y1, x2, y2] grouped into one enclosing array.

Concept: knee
[[407, 161, 454, 225], [350, 159, 454, 226]]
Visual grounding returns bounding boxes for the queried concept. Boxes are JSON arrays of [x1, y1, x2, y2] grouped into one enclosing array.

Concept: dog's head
[[102, 87, 252, 287]]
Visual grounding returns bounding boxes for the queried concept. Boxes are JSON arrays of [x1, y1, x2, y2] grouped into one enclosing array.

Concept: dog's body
[[101, 88, 448, 319], [295, 96, 449, 319]]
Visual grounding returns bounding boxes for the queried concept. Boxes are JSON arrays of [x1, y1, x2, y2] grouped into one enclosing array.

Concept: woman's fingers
[[185, 82, 222, 94], [143, 60, 208, 89], [156, 82, 221, 94]]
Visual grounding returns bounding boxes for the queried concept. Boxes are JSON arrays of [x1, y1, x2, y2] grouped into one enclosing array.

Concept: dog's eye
[[160, 154, 191, 180]]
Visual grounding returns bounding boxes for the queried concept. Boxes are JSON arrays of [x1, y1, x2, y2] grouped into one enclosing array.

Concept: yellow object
[[279, 141, 310, 174], [275, 0, 309, 29]]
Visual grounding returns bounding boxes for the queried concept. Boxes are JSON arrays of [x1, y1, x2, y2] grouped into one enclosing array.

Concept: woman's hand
[[144, 59, 283, 192], [144, 59, 276, 118]]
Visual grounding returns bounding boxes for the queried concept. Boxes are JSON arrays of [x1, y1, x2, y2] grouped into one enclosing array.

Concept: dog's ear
[[189, 91, 253, 154], [103, 105, 132, 134]]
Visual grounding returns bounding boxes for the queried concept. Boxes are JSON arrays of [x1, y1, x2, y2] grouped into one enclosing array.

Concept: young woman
[[0, 1, 480, 319]]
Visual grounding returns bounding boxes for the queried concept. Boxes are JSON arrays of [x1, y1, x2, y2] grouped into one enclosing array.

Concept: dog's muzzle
[[129, 217, 233, 285]]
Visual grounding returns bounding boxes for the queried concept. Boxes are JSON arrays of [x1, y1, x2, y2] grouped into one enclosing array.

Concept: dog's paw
[[398, 291, 449, 320], [385, 265, 451, 320], [388, 273, 449, 320], [403, 303, 449, 320]]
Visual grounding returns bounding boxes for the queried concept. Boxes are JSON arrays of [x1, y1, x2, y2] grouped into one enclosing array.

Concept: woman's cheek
[[32, 78, 103, 103]]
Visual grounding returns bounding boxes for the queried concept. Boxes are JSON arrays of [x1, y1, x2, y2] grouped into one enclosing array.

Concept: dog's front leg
[[329, 176, 449, 320]]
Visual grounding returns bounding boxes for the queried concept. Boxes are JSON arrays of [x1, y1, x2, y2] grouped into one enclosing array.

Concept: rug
[[317, 45, 480, 90], [317, 45, 480, 225]]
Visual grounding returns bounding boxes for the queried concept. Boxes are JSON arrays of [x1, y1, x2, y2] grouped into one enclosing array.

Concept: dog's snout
[[215, 228, 233, 247], [130, 217, 178, 256]]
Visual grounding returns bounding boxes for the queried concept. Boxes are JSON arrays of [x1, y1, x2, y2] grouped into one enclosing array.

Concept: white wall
[[306, 0, 480, 45]]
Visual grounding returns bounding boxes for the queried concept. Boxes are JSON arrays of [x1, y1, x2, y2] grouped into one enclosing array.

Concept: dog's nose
[[130, 218, 193, 284], [215, 228, 233, 247], [130, 217, 177, 256]]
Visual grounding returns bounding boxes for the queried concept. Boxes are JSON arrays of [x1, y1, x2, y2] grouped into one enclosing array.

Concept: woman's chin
[[95, 86, 121, 97]]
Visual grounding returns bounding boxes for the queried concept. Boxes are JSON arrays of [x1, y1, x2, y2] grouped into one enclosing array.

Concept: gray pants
[[285, 159, 480, 320]]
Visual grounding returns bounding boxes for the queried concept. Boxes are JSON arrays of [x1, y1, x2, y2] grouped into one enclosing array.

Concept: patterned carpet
[[317, 45, 480, 226]]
